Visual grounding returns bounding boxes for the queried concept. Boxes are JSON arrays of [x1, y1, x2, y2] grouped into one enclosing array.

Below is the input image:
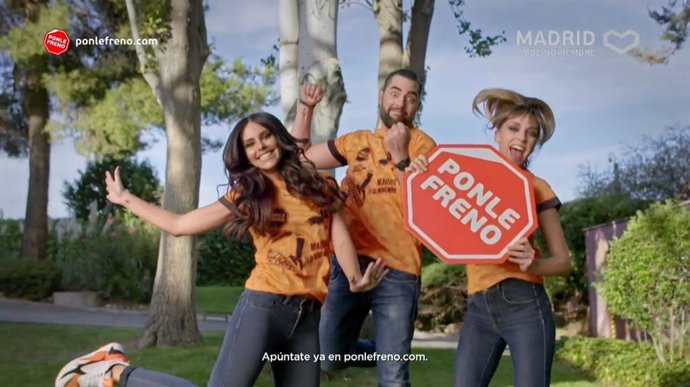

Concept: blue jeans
[[121, 289, 321, 387], [453, 278, 556, 387], [319, 256, 420, 387]]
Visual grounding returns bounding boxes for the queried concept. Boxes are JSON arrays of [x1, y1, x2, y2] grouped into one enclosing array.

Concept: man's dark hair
[[382, 68, 423, 96]]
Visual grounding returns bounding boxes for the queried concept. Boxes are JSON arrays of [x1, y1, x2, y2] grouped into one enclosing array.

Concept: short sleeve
[[409, 129, 437, 159], [533, 177, 561, 212], [218, 189, 240, 215], [328, 135, 350, 166]]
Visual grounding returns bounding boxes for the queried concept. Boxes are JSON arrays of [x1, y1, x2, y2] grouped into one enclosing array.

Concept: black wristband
[[299, 99, 316, 109], [294, 138, 311, 145], [394, 157, 411, 171]]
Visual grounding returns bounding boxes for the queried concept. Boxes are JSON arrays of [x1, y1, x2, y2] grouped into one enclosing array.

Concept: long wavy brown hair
[[222, 112, 345, 240]]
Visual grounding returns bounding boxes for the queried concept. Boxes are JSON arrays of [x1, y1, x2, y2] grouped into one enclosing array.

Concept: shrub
[[556, 336, 690, 387], [48, 213, 158, 303], [418, 262, 467, 332], [0, 259, 59, 300], [598, 200, 690, 363], [421, 262, 466, 287], [550, 195, 649, 309], [0, 219, 22, 260], [197, 229, 255, 286], [421, 246, 439, 267]]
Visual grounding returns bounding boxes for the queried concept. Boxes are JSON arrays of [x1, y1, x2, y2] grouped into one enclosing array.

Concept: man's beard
[[379, 105, 414, 128]]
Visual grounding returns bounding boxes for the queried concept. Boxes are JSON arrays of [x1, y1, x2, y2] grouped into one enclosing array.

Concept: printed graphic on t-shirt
[[307, 215, 325, 225], [330, 128, 436, 275], [264, 212, 330, 274], [355, 147, 370, 161], [342, 144, 399, 207], [219, 177, 333, 302], [342, 171, 373, 209], [267, 236, 325, 273], [270, 208, 288, 229]]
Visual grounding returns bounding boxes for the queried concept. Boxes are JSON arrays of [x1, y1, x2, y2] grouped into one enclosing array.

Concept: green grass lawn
[[195, 285, 243, 315], [0, 322, 596, 386]]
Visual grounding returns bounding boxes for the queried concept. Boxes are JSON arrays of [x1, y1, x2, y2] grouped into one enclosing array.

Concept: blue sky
[[1, 0, 689, 219]]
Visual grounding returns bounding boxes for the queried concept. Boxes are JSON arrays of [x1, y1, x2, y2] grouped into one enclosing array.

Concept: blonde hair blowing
[[472, 88, 555, 146]]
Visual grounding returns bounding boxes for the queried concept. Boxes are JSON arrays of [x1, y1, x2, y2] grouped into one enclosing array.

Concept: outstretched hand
[[348, 258, 389, 293], [104, 166, 127, 206], [300, 83, 323, 108]]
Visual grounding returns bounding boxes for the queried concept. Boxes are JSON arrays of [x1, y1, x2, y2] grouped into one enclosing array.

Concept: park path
[[0, 297, 458, 349]]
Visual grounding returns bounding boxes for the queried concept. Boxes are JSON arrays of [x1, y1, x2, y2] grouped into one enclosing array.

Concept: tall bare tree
[[280, 0, 347, 148], [368, 0, 505, 91], [353, 0, 504, 126], [125, 0, 210, 347]]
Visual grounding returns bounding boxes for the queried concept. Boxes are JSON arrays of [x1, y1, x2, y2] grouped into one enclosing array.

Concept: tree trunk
[[280, 0, 299, 127], [297, 0, 346, 146], [19, 0, 50, 261], [403, 0, 435, 86], [137, 0, 209, 348], [372, 0, 403, 91]]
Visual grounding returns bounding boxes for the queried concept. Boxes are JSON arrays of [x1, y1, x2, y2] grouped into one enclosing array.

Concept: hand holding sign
[[405, 154, 429, 174], [507, 237, 537, 272], [403, 145, 538, 264]]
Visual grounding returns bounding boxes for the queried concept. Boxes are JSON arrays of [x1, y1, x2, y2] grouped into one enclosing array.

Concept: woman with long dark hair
[[55, 111, 387, 387]]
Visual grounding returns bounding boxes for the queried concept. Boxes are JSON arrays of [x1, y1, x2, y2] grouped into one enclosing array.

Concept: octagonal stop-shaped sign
[[403, 145, 538, 264], [43, 29, 70, 56]]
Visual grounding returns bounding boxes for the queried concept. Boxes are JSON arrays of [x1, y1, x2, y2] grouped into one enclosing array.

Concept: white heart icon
[[603, 29, 640, 54]]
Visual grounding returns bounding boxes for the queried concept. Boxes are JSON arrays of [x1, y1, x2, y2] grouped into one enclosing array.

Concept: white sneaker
[[55, 342, 129, 387]]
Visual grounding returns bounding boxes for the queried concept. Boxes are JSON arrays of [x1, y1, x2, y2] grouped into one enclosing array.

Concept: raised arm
[[105, 166, 231, 237], [291, 83, 344, 169], [292, 83, 320, 151]]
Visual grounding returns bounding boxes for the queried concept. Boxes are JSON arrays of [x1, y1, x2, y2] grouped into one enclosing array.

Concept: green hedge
[[556, 336, 690, 387], [197, 229, 255, 286], [0, 219, 22, 260], [46, 216, 158, 304], [553, 195, 649, 308], [421, 262, 466, 287], [0, 259, 59, 300]]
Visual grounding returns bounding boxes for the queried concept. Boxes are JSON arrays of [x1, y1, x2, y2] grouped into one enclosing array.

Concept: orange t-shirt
[[328, 127, 436, 276], [219, 177, 333, 303], [466, 174, 561, 294]]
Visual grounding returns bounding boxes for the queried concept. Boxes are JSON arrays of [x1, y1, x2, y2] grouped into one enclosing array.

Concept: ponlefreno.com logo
[[42, 28, 158, 56], [44, 28, 70, 56]]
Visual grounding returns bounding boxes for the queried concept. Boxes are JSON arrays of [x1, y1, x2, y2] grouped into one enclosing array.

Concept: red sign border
[[403, 144, 538, 264]]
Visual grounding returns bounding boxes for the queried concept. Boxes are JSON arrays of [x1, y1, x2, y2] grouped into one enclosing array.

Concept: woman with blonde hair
[[408, 88, 572, 387]]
